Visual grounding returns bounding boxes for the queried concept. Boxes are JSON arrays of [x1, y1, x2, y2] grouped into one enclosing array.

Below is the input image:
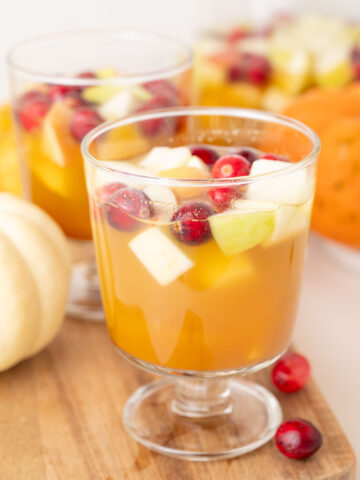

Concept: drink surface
[[88, 141, 314, 372], [12, 72, 190, 239]]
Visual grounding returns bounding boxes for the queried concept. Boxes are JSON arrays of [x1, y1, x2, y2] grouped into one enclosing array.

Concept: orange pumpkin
[[283, 84, 360, 248]]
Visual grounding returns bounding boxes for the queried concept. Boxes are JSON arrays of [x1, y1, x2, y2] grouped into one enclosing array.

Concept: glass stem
[[172, 378, 232, 418]]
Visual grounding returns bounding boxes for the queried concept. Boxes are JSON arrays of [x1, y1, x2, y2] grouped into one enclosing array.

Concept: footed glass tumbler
[[82, 107, 319, 460]]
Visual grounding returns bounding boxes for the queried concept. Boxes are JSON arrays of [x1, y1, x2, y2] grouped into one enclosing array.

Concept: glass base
[[123, 378, 282, 461], [67, 239, 104, 321]]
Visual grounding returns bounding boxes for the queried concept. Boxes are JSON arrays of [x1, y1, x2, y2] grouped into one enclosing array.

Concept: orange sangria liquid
[[13, 73, 190, 239], [89, 143, 313, 372]]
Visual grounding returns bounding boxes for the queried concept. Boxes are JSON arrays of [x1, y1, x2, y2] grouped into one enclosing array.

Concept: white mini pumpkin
[[0, 194, 71, 371]]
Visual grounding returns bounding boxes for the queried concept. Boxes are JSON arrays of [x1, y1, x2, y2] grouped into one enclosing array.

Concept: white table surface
[[295, 235, 360, 462]]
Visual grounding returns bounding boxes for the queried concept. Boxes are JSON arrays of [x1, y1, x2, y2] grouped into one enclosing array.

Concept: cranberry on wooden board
[[275, 419, 323, 459], [272, 352, 311, 393]]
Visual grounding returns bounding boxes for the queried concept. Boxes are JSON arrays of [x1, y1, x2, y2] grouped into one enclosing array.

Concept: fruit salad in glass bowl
[[195, 14, 360, 112]]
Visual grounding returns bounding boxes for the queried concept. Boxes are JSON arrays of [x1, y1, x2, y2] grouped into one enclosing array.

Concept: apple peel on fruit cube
[[209, 200, 277, 256]]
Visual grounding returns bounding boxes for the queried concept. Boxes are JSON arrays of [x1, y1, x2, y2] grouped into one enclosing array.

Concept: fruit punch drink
[[8, 31, 192, 320], [8, 31, 192, 240], [83, 108, 318, 373]]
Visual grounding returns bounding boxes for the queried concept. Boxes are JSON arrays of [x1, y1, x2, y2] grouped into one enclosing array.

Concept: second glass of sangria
[[7, 30, 192, 320], [82, 106, 319, 460]]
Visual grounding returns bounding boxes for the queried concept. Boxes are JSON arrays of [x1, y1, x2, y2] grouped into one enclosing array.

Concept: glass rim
[[82, 106, 321, 188], [6, 28, 193, 86]]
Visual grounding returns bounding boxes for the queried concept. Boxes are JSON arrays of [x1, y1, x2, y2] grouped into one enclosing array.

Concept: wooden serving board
[[0, 318, 356, 480]]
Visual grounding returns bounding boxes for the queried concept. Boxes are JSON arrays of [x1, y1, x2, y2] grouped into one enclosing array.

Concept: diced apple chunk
[[143, 185, 177, 222], [129, 227, 194, 286], [247, 159, 311, 204], [140, 147, 192, 173], [209, 201, 277, 256]]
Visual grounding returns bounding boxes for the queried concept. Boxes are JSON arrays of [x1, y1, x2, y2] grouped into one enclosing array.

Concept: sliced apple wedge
[[209, 200, 277, 256], [42, 102, 81, 167]]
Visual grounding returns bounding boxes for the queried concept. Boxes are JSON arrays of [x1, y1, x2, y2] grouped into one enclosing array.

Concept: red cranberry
[[189, 145, 219, 166], [211, 155, 251, 179], [227, 53, 272, 86], [49, 84, 86, 107], [272, 352, 311, 393], [63, 90, 88, 108], [235, 147, 259, 164], [226, 28, 250, 44], [208, 187, 240, 209], [17, 91, 52, 131], [260, 153, 290, 162], [75, 71, 97, 91], [137, 96, 178, 137], [49, 84, 74, 101], [95, 182, 126, 204], [275, 419, 323, 459], [77, 71, 96, 80], [70, 106, 103, 142], [143, 79, 180, 103], [351, 45, 360, 79], [105, 187, 153, 231], [171, 202, 214, 245]]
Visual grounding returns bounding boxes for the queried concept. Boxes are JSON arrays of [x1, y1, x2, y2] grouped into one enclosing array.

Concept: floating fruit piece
[[143, 79, 180, 103], [180, 239, 231, 290], [247, 159, 311, 204], [208, 186, 241, 209], [235, 147, 259, 164], [211, 154, 251, 178], [70, 106, 103, 142], [227, 53, 272, 86], [18, 91, 52, 131], [105, 187, 153, 231], [261, 86, 294, 112], [95, 67, 117, 78], [42, 102, 81, 167], [129, 227, 194, 286], [209, 201, 276, 256], [171, 202, 214, 245], [82, 85, 121, 104], [275, 419, 322, 459], [272, 352, 311, 393], [136, 95, 179, 137], [189, 145, 219, 165], [270, 47, 312, 94], [265, 205, 308, 245], [351, 45, 360, 79], [99, 86, 152, 120], [314, 45, 353, 87], [141, 146, 192, 173], [159, 166, 210, 199], [143, 185, 177, 222]]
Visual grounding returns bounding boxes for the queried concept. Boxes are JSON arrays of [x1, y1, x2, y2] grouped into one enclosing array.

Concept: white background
[[1, 0, 360, 465]]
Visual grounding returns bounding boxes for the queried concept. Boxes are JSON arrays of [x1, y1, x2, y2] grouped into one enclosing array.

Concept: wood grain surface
[[0, 318, 356, 480]]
